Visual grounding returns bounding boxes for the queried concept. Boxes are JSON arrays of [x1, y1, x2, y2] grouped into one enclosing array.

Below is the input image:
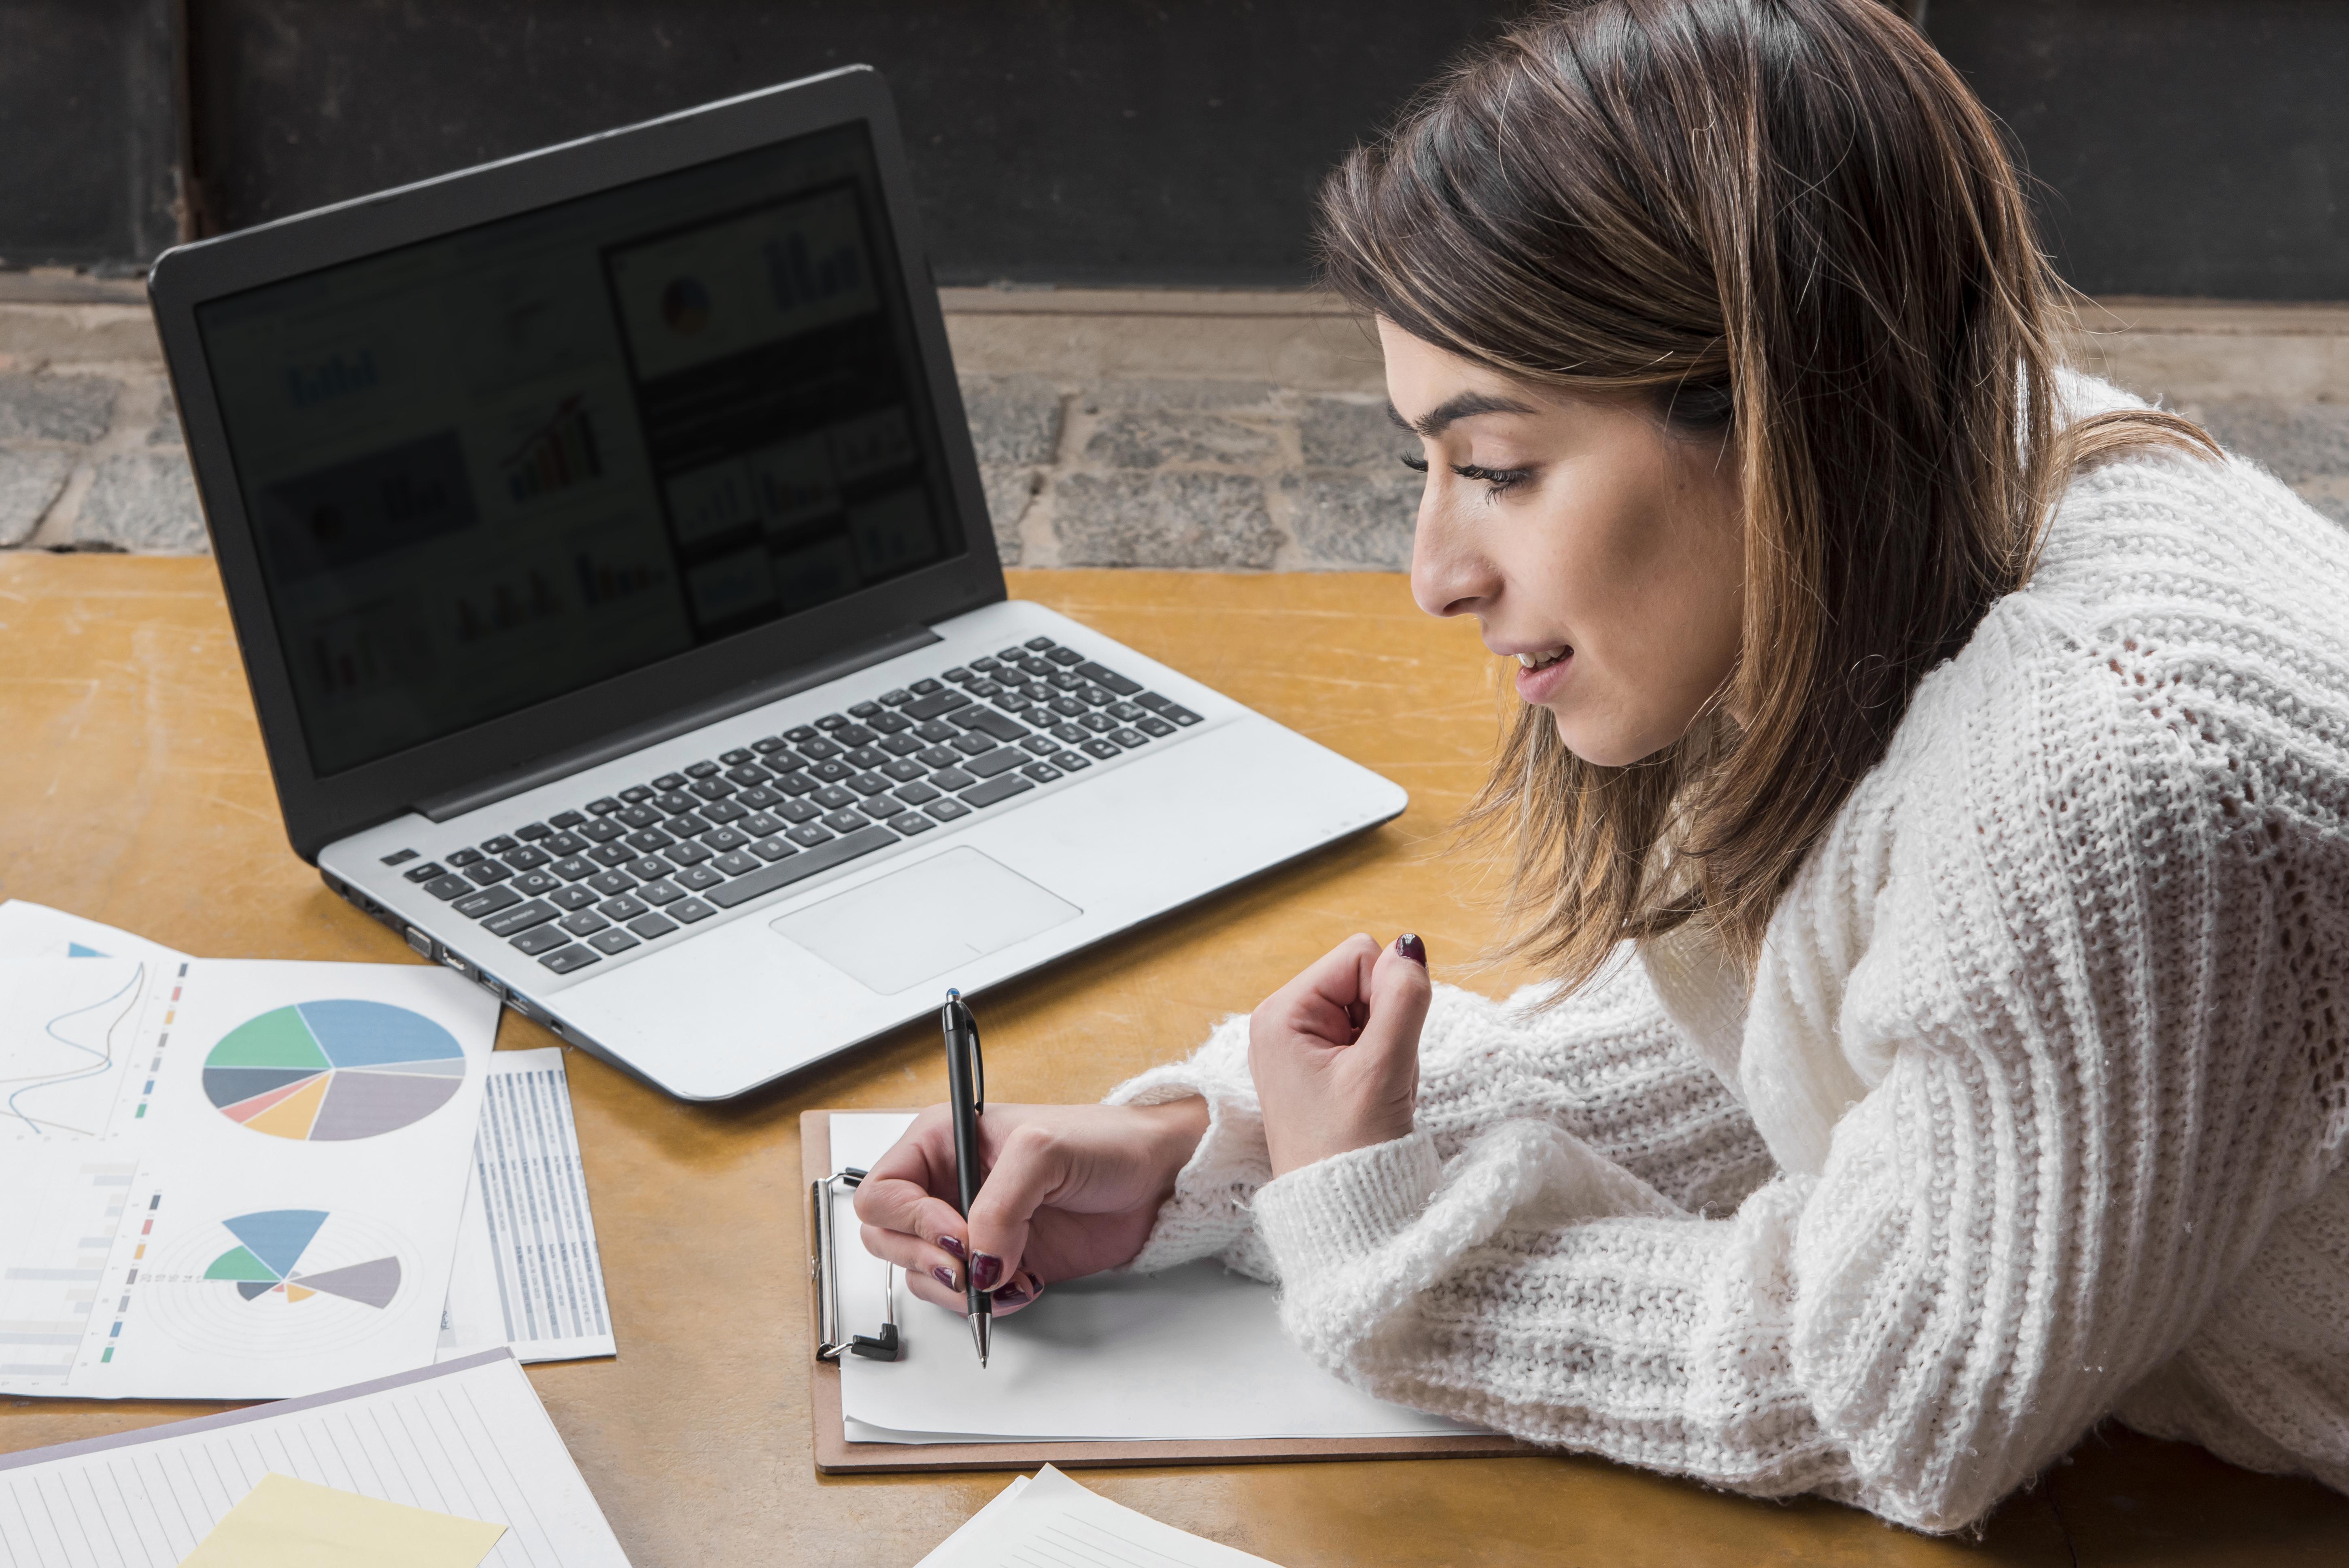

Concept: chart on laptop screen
[[195, 123, 963, 777]]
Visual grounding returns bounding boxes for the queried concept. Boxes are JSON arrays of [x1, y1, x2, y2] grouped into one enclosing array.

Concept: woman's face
[[1381, 320, 1746, 767]]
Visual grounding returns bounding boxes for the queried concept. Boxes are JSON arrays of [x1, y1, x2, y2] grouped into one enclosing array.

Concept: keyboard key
[[892, 780, 941, 806], [588, 928, 640, 955], [778, 798, 822, 824], [627, 912, 679, 939], [582, 818, 627, 842], [996, 646, 1025, 661], [690, 777, 732, 801], [961, 774, 1036, 809], [551, 811, 588, 829], [666, 840, 714, 867], [511, 870, 561, 897], [713, 850, 760, 876], [637, 879, 685, 906], [752, 735, 790, 753], [625, 829, 675, 853], [481, 835, 519, 854], [616, 804, 661, 828], [552, 856, 595, 881], [559, 910, 610, 937], [914, 719, 958, 744], [1110, 727, 1149, 748], [870, 711, 912, 734], [619, 785, 656, 804], [846, 745, 888, 769], [813, 785, 857, 810], [701, 826, 748, 851], [916, 744, 959, 769], [511, 923, 568, 954], [763, 751, 806, 773], [1078, 684, 1115, 707], [447, 848, 486, 868], [1077, 661, 1143, 696], [1049, 696, 1086, 718], [456, 885, 522, 919], [847, 772, 894, 796], [1046, 646, 1083, 666], [837, 725, 878, 748], [484, 899, 559, 937], [598, 895, 649, 921], [423, 874, 472, 900], [776, 772, 821, 797], [1079, 712, 1116, 734], [550, 885, 599, 912], [910, 678, 942, 695], [821, 808, 868, 835], [653, 773, 687, 790], [673, 865, 724, 891], [944, 666, 975, 685], [1051, 721, 1087, 744], [956, 708, 1030, 743], [882, 758, 926, 782], [1082, 738, 1121, 760], [585, 798, 623, 815], [971, 656, 1003, 674], [903, 689, 971, 721], [930, 766, 976, 791], [879, 688, 914, 706], [965, 747, 1024, 779], [786, 725, 818, 741], [1022, 761, 1063, 783], [734, 785, 782, 809], [741, 811, 785, 836], [517, 822, 553, 841], [704, 825, 897, 909], [671, 898, 716, 924], [750, 835, 795, 861], [546, 830, 588, 854], [1106, 700, 1144, 722], [686, 760, 721, 779], [1052, 749, 1092, 771], [652, 790, 696, 815], [968, 679, 1002, 699], [808, 760, 852, 784], [1017, 655, 1054, 678], [700, 797, 748, 824], [1019, 735, 1058, 755], [1048, 671, 1083, 692], [465, 860, 514, 885], [950, 731, 994, 756], [799, 737, 843, 761], [662, 813, 711, 838], [588, 870, 637, 896], [1024, 636, 1056, 651], [890, 812, 937, 835], [403, 861, 446, 883], [537, 942, 599, 972], [724, 763, 768, 787], [816, 713, 849, 731], [1136, 715, 1176, 737], [588, 843, 634, 868]]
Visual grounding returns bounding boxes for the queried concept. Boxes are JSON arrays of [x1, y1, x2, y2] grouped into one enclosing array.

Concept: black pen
[[941, 988, 990, 1367]]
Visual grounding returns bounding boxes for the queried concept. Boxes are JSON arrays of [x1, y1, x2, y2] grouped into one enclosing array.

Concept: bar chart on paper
[[203, 1000, 467, 1140]]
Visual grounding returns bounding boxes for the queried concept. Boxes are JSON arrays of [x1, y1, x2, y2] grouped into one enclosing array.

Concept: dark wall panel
[[0, 0, 182, 270], [1932, 0, 2348, 299], [189, 0, 1524, 288]]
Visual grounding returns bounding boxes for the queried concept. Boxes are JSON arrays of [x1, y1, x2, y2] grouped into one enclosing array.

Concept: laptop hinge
[[415, 622, 943, 823]]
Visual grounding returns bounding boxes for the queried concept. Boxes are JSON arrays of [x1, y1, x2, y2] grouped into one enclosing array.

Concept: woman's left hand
[[1249, 932, 1432, 1177]]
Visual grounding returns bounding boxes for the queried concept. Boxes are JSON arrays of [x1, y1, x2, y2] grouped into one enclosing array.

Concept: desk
[[3, 552, 2345, 1567]]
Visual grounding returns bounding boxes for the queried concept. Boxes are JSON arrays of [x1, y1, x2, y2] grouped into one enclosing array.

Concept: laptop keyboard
[[382, 636, 1202, 978]]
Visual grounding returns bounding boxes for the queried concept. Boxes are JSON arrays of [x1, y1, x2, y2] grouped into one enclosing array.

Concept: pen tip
[[971, 1311, 992, 1366]]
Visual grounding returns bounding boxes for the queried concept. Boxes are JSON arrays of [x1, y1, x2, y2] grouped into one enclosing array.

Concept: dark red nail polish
[[970, 1252, 1004, 1290], [1395, 932, 1427, 965], [932, 1265, 957, 1290], [994, 1275, 1037, 1309], [938, 1235, 967, 1261]]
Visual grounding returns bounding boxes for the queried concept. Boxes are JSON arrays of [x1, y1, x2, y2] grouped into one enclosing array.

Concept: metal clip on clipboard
[[811, 1166, 901, 1362]]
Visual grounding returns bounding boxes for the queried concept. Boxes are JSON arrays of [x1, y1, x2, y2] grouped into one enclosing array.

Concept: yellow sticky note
[[179, 1473, 505, 1568]]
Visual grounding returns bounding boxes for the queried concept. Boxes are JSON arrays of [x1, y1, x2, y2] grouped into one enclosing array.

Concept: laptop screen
[[195, 123, 966, 778]]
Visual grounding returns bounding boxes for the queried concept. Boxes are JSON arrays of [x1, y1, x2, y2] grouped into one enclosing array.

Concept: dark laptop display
[[195, 122, 966, 777]]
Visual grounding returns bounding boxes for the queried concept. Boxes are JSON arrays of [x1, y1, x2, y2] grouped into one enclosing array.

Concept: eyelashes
[[1398, 453, 1535, 496]]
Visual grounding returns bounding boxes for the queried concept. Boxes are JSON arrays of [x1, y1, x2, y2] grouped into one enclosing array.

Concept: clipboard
[[803, 1110, 1536, 1473]]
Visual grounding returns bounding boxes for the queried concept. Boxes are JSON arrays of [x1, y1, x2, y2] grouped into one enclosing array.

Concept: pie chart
[[202, 1209, 402, 1308], [202, 1000, 465, 1140]]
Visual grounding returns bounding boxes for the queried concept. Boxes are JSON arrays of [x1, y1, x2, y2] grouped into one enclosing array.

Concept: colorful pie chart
[[202, 1000, 465, 1140], [201, 1209, 402, 1307]]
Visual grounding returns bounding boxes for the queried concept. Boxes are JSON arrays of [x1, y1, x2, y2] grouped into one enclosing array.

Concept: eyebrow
[[1385, 391, 1542, 438]]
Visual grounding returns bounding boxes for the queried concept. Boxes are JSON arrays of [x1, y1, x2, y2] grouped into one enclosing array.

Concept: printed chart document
[[0, 944, 498, 1398], [438, 1048, 616, 1363], [918, 1466, 1282, 1568], [0, 1348, 631, 1567], [828, 1113, 1485, 1444]]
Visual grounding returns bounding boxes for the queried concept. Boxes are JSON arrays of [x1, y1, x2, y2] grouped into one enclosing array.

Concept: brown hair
[[1319, 0, 2216, 989]]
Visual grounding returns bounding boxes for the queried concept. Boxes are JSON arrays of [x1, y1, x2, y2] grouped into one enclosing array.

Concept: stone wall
[[2, 279, 2345, 562]]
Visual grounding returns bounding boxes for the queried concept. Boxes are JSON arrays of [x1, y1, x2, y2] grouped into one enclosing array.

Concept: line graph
[[2, 961, 147, 1138]]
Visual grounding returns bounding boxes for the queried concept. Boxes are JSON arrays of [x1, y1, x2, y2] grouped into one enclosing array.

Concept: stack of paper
[[828, 1113, 1484, 1445], [919, 1466, 1283, 1568], [0, 901, 615, 1399]]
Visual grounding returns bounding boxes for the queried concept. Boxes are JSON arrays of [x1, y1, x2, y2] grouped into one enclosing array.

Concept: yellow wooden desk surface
[[3, 552, 2345, 1567]]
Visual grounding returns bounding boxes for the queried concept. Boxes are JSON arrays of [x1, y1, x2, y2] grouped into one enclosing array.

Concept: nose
[[1408, 486, 1496, 620]]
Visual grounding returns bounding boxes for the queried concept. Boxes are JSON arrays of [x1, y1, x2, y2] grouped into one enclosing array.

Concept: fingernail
[[938, 1235, 967, 1261], [994, 1273, 1040, 1309], [1395, 932, 1426, 965], [970, 1252, 1004, 1290], [931, 1265, 958, 1290]]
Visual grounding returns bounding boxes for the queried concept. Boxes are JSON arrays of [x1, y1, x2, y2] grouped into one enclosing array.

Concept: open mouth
[[1516, 647, 1569, 670]]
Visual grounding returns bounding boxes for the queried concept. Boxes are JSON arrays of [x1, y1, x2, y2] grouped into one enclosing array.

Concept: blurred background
[[2, 0, 2343, 561]]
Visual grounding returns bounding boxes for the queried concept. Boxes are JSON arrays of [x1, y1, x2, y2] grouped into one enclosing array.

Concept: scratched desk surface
[[3, 552, 2343, 1566]]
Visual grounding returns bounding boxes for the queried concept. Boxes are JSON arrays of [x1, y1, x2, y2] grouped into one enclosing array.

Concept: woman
[[858, 0, 2349, 1530]]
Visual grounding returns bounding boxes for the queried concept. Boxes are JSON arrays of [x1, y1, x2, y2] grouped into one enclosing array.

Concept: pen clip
[[965, 1007, 985, 1116]]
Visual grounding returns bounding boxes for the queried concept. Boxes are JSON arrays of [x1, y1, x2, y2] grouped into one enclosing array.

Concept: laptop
[[146, 66, 1405, 1100]]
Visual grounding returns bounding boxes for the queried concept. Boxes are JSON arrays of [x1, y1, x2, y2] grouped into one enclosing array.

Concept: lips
[[1513, 645, 1573, 702], [1515, 647, 1568, 670]]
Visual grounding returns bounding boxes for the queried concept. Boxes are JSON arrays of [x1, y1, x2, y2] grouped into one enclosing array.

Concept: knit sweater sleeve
[[1248, 577, 2343, 1532], [1104, 956, 1775, 1282]]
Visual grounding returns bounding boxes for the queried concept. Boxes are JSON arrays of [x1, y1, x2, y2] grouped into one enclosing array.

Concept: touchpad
[[769, 847, 1082, 995]]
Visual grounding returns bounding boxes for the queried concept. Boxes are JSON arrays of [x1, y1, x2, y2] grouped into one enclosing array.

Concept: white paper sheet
[[0, 954, 498, 1399], [917, 1466, 1282, 1568], [828, 1112, 1485, 1445], [437, 1049, 616, 1363], [0, 1349, 631, 1566]]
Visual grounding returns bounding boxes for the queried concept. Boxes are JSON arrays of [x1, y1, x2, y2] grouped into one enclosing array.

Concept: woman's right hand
[[851, 1098, 1208, 1316]]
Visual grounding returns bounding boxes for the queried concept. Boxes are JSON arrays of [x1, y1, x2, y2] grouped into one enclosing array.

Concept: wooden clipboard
[[804, 1110, 1536, 1473]]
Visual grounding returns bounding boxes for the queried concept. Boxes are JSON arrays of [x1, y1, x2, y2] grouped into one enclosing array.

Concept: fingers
[[861, 1221, 971, 1297], [1361, 934, 1434, 1065], [1261, 933, 1385, 1046], [900, 1261, 1047, 1316], [963, 1121, 1079, 1290]]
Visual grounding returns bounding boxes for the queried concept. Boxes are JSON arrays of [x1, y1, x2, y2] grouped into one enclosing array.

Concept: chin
[[1547, 707, 1663, 769]]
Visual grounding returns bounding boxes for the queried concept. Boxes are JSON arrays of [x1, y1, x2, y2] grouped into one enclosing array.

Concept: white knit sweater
[[1106, 375, 2349, 1532]]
